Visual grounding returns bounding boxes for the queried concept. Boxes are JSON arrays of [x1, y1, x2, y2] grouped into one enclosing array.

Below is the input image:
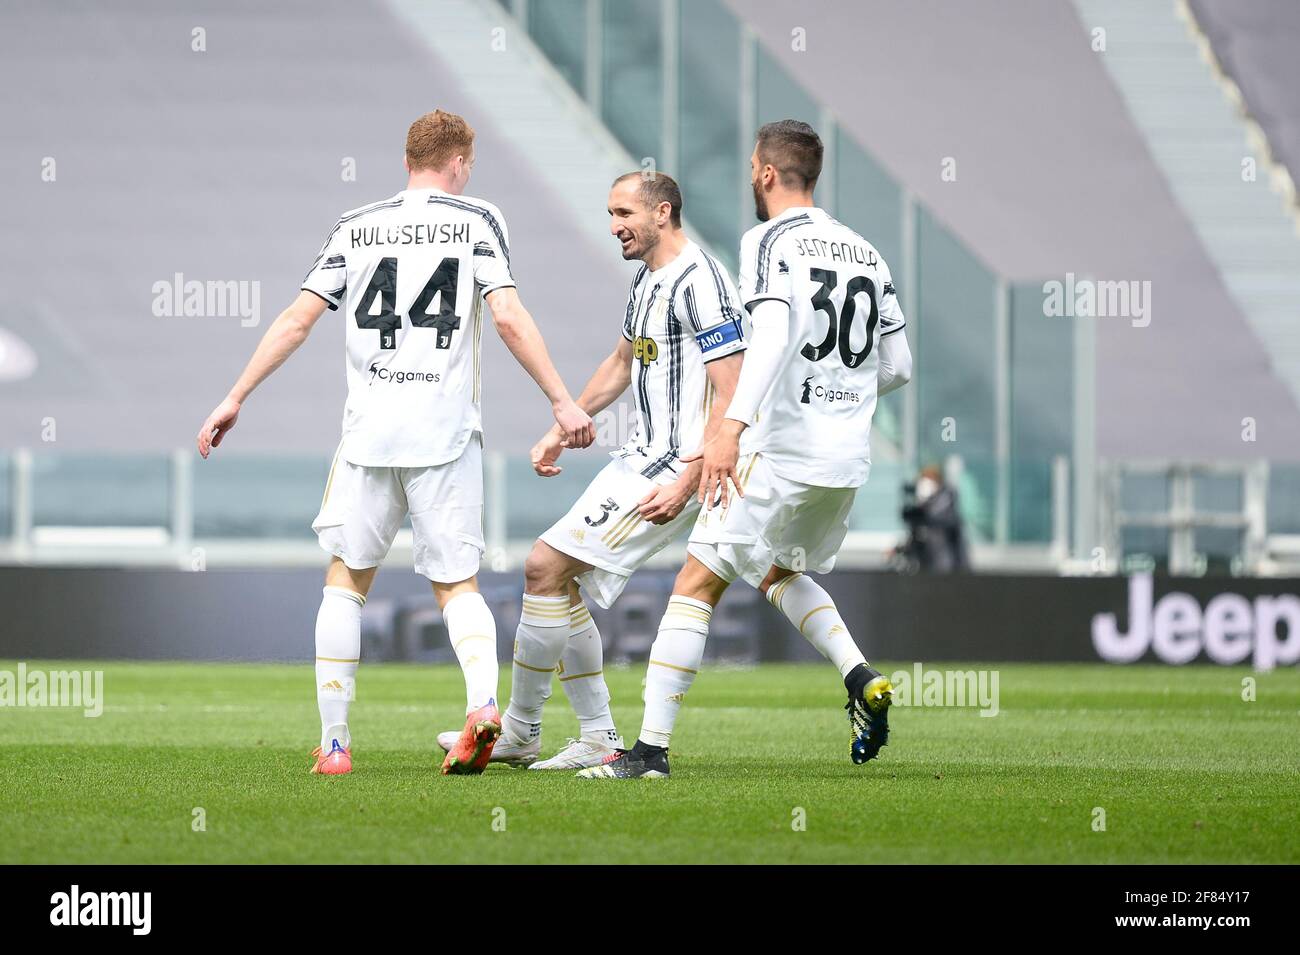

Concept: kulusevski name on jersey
[[615, 241, 746, 480], [348, 222, 471, 248], [737, 206, 906, 489], [302, 188, 515, 469]]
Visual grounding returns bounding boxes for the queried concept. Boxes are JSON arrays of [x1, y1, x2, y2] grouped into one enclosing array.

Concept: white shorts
[[687, 452, 856, 587], [312, 436, 485, 583], [539, 455, 701, 609]]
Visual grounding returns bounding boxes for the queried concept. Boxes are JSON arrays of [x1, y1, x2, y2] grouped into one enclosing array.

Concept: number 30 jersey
[[736, 206, 905, 488], [301, 187, 515, 468]]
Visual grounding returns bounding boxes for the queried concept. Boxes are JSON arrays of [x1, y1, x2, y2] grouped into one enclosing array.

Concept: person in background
[[902, 464, 969, 573]]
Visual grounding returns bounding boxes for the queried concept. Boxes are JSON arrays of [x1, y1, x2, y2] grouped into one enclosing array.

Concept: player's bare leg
[[311, 558, 377, 776], [581, 555, 727, 778], [760, 564, 892, 763]]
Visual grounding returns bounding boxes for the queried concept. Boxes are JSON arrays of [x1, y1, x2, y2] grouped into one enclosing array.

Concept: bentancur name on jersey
[[790, 236, 878, 267], [348, 222, 472, 248]]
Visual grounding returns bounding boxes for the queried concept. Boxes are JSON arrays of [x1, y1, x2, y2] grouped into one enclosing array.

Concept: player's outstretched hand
[[531, 427, 566, 477], [682, 426, 743, 511], [553, 398, 595, 450], [637, 478, 692, 525], [196, 397, 241, 459]]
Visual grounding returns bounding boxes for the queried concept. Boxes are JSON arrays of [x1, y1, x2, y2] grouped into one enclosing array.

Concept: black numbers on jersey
[[802, 267, 878, 368], [354, 257, 460, 350], [355, 258, 399, 349], [410, 258, 461, 348]]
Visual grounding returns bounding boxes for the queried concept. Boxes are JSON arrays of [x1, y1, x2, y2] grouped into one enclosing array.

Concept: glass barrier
[[1008, 457, 1055, 544], [1010, 283, 1072, 542], [1120, 473, 1169, 514], [835, 136, 905, 450], [834, 136, 902, 271], [755, 46, 818, 128], [915, 208, 997, 539], [849, 457, 906, 536], [602, 1, 662, 165], [678, 0, 742, 271], [1267, 463, 1300, 534], [7, 450, 1297, 574], [951, 452, 996, 544], [0, 453, 9, 536], [0, 450, 917, 547], [1194, 526, 1244, 573], [1193, 472, 1243, 513], [31, 453, 170, 528], [1121, 525, 1169, 570], [194, 455, 331, 539], [528, 0, 587, 95]]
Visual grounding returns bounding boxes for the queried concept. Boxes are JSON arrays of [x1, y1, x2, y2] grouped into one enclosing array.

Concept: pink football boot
[[440, 700, 501, 775], [310, 739, 352, 775]]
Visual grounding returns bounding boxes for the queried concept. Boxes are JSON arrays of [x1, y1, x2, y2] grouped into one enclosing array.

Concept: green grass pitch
[[2, 660, 1297, 864]]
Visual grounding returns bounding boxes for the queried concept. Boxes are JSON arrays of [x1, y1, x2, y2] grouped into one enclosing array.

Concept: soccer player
[[581, 120, 913, 779], [437, 171, 745, 770], [195, 110, 594, 777]]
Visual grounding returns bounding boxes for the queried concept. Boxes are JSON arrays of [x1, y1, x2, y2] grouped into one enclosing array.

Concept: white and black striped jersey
[[737, 206, 905, 488], [616, 241, 746, 479], [301, 187, 514, 468]]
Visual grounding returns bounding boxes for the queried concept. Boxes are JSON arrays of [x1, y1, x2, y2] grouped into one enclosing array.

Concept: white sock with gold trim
[[316, 585, 363, 751], [766, 573, 866, 677], [443, 591, 499, 712], [504, 593, 568, 743], [638, 596, 712, 748], [560, 600, 620, 746]]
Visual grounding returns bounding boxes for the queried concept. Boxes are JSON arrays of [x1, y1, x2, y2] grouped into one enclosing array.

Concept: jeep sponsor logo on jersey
[[1092, 573, 1300, 670], [632, 335, 659, 366]]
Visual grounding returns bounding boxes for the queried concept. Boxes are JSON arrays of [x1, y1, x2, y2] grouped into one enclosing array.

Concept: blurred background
[[2, 0, 1299, 666]]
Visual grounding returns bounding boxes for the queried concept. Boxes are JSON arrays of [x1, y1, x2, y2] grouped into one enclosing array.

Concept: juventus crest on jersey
[[301, 188, 515, 468], [616, 241, 747, 478], [737, 206, 906, 488]]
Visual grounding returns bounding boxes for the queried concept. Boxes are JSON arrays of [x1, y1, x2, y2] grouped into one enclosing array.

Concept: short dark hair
[[756, 120, 823, 191], [612, 170, 683, 227]]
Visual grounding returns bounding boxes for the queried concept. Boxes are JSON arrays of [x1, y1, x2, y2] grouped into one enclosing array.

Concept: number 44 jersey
[[737, 205, 906, 488], [301, 187, 515, 468]]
